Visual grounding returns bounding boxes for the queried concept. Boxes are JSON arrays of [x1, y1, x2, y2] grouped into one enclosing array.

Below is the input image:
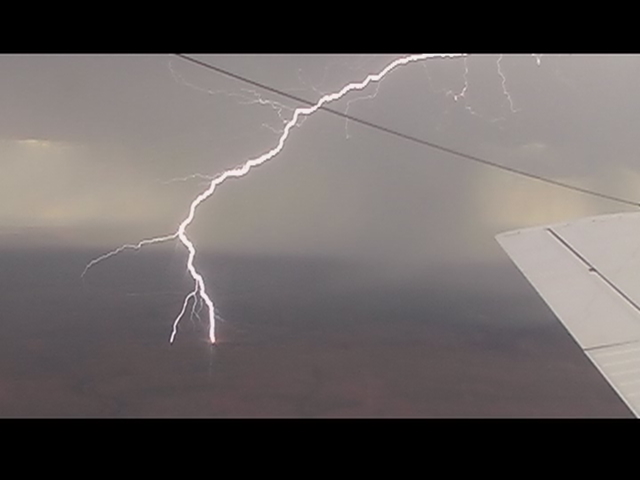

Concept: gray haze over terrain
[[0, 54, 637, 417]]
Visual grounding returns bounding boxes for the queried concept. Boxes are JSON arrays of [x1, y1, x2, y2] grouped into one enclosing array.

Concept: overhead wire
[[175, 54, 640, 209]]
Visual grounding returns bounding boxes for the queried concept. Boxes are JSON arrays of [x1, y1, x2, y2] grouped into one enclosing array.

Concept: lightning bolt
[[497, 54, 519, 113], [158, 173, 216, 186], [81, 233, 179, 280], [449, 57, 471, 102], [85, 54, 468, 345], [445, 57, 485, 119], [169, 57, 295, 135], [296, 65, 330, 98], [420, 57, 508, 124], [344, 81, 383, 140]]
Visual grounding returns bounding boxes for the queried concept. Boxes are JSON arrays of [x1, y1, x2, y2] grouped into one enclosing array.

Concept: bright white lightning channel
[[84, 54, 466, 345]]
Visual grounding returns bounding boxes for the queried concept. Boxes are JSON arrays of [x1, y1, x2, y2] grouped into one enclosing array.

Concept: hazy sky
[[1, 54, 638, 417], [4, 55, 640, 265]]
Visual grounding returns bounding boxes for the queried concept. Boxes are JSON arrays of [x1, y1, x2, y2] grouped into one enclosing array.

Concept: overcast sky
[[1, 54, 638, 417], [3, 54, 640, 268]]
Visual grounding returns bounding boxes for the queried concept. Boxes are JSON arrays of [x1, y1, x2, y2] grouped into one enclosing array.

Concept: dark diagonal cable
[[175, 54, 640, 209]]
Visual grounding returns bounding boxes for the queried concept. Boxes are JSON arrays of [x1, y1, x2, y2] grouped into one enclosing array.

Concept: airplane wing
[[496, 212, 640, 417]]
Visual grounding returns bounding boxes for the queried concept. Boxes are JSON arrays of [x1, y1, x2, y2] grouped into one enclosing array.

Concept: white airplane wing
[[496, 212, 640, 417]]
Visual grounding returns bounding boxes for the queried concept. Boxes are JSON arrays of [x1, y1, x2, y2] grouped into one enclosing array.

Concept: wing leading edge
[[497, 212, 640, 417]]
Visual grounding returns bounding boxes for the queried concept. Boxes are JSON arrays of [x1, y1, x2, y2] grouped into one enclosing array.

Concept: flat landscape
[[0, 247, 631, 417]]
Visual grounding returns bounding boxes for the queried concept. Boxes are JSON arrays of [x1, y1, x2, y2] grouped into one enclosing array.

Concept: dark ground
[[0, 246, 633, 417]]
